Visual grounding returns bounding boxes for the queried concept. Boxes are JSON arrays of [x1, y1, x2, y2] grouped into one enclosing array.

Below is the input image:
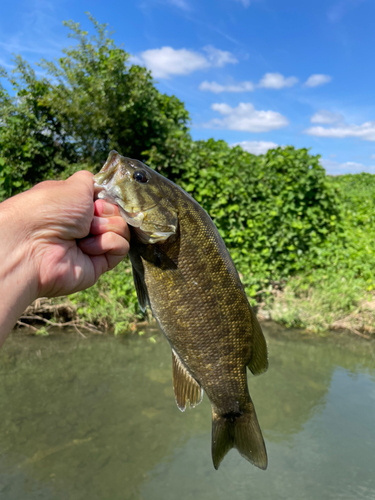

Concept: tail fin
[[211, 406, 267, 470]]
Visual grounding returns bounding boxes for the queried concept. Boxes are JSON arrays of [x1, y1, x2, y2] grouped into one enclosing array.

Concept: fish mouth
[[93, 181, 147, 228]]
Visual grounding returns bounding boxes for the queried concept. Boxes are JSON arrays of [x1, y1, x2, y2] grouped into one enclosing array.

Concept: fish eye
[[133, 170, 148, 183]]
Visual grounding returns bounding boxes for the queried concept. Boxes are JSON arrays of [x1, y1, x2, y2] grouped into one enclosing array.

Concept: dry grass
[[265, 281, 375, 339]]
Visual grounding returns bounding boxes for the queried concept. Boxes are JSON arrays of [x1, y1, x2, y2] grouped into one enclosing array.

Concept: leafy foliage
[[268, 174, 375, 334], [0, 15, 190, 199], [294, 173, 375, 286], [68, 259, 141, 333], [41, 16, 191, 169], [0, 60, 77, 199]]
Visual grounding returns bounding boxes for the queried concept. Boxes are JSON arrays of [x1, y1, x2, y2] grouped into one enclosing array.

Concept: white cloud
[[200, 73, 302, 93], [232, 140, 279, 155], [310, 110, 344, 124], [203, 46, 238, 67], [258, 72, 298, 89], [140, 47, 207, 78], [371, 154, 375, 160], [200, 73, 335, 94], [199, 80, 255, 93], [321, 158, 375, 175], [204, 102, 289, 132], [304, 74, 332, 87], [305, 122, 375, 141], [137, 46, 237, 78]]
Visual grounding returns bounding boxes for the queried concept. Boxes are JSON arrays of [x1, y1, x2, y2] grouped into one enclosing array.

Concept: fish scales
[[94, 151, 269, 470], [143, 207, 250, 407]]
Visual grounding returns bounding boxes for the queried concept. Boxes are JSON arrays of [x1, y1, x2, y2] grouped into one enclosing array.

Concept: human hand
[[0, 170, 129, 345], [1, 170, 129, 305], [26, 171, 130, 297]]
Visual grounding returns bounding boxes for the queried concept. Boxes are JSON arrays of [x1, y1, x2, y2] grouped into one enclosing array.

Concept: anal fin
[[172, 349, 203, 411]]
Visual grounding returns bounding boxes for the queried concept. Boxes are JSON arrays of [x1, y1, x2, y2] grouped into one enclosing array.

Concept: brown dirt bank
[[14, 296, 375, 341]]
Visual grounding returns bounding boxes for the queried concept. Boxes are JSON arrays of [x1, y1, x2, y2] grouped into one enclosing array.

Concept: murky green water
[[0, 324, 374, 500]]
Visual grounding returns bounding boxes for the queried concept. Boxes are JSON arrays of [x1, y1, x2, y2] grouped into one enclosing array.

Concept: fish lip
[[93, 181, 105, 200], [93, 180, 159, 214], [93, 181, 148, 227]]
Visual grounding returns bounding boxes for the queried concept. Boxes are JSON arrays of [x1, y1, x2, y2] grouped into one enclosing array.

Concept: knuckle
[[105, 231, 118, 247]]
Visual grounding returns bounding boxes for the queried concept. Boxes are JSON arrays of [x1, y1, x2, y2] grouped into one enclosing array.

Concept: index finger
[[94, 199, 121, 217]]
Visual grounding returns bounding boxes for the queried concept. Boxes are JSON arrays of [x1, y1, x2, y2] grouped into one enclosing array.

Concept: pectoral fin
[[129, 246, 149, 312], [132, 266, 149, 312], [172, 349, 203, 411], [141, 245, 185, 285]]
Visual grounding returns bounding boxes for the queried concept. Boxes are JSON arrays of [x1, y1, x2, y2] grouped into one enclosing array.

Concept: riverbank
[[12, 172, 375, 341], [262, 283, 375, 340], [15, 280, 375, 340]]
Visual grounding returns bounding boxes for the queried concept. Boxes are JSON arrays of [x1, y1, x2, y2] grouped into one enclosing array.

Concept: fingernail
[[102, 202, 116, 216]]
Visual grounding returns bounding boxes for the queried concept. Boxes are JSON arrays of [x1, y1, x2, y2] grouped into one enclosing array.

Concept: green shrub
[[0, 15, 190, 200], [267, 173, 375, 334], [69, 259, 142, 332]]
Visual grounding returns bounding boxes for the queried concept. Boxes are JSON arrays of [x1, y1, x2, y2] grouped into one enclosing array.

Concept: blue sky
[[1, 0, 375, 174]]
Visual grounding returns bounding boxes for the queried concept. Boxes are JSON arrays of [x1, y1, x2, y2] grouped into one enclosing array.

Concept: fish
[[94, 150, 269, 470]]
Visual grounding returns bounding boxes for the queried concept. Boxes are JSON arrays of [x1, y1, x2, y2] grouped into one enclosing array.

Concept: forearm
[[0, 198, 38, 347], [0, 262, 38, 347]]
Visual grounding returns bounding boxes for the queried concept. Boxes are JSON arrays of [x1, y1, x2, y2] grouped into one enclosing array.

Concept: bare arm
[[0, 171, 130, 347]]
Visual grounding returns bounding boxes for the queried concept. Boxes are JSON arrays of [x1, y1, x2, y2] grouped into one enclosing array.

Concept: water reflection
[[0, 325, 374, 500]]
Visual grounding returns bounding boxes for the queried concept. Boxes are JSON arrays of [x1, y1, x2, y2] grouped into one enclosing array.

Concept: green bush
[[0, 15, 191, 200], [0, 61, 78, 199], [267, 173, 375, 333], [69, 259, 142, 333], [296, 173, 375, 285]]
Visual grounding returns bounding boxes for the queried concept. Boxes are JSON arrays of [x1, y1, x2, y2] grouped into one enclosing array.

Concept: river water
[[0, 324, 374, 500]]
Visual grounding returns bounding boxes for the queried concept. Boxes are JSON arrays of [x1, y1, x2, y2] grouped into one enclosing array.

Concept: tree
[[0, 60, 78, 199], [0, 14, 191, 199], [41, 15, 191, 172]]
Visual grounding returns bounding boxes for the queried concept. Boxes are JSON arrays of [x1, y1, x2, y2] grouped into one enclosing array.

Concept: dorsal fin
[[172, 349, 203, 411], [247, 310, 268, 375]]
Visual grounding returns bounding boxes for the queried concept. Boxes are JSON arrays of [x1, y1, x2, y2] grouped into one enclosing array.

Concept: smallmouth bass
[[94, 151, 269, 470]]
